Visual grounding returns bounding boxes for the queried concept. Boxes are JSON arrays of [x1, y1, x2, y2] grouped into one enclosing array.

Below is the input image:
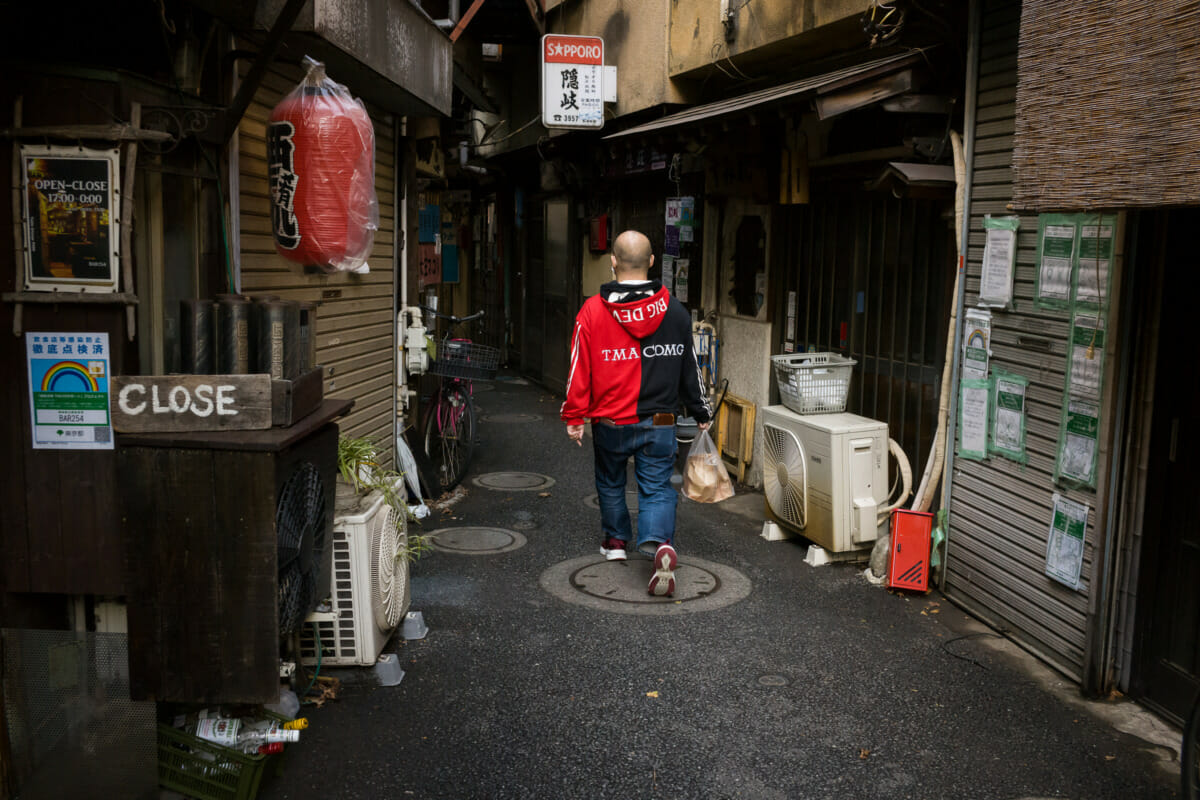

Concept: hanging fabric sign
[[1045, 493, 1088, 590], [957, 377, 991, 461], [1034, 213, 1077, 308], [961, 308, 992, 379], [989, 370, 1029, 463], [978, 215, 1020, 308]]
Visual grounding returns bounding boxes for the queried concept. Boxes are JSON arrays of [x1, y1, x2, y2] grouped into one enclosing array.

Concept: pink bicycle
[[419, 308, 499, 494]]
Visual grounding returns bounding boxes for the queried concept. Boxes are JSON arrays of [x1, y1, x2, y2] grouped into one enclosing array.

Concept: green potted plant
[[336, 435, 430, 561]]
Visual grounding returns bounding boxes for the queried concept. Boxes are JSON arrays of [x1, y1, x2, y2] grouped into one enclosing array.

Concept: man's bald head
[[611, 230, 654, 278]]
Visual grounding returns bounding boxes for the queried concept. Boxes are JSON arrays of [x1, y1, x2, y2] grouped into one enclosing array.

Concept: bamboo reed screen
[[1013, 0, 1200, 210]]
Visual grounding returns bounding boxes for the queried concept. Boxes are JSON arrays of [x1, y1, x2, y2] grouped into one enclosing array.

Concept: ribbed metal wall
[[944, 0, 1104, 680], [237, 61, 397, 465]]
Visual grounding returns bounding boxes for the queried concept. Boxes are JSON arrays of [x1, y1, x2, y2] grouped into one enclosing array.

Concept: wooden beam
[[449, 0, 488, 43], [523, 0, 545, 35], [0, 123, 172, 143]]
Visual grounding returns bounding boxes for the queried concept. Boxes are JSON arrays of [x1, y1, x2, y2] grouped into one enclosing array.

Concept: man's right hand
[[567, 424, 584, 446]]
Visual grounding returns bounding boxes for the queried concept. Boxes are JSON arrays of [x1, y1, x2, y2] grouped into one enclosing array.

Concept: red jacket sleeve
[[560, 315, 591, 425]]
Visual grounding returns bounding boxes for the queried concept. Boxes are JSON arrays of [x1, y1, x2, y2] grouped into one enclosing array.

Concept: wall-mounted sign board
[[111, 374, 272, 433]]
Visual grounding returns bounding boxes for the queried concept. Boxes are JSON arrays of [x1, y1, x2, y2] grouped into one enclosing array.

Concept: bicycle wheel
[[422, 384, 476, 494], [1185, 692, 1200, 800]]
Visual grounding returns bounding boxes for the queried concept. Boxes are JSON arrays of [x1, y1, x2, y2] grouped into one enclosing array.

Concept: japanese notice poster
[[661, 254, 675, 293], [22, 145, 120, 293], [978, 215, 1019, 308], [961, 308, 992, 379], [1034, 213, 1076, 308], [679, 197, 696, 242], [1074, 215, 1113, 309], [26, 332, 113, 450], [675, 258, 690, 303], [1067, 312, 1105, 402], [541, 35, 604, 129], [1056, 398, 1100, 487], [958, 378, 991, 461], [989, 371, 1028, 463], [1045, 494, 1088, 590]]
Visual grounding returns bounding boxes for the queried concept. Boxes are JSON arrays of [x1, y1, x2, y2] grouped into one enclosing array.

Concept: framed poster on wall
[[21, 145, 120, 293]]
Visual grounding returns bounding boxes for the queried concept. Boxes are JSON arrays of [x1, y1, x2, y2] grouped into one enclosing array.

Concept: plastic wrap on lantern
[[256, 300, 301, 380], [216, 296, 253, 374], [268, 56, 378, 274]]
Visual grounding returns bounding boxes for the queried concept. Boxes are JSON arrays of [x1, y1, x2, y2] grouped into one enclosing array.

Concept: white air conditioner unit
[[300, 481, 410, 666], [762, 406, 890, 553]]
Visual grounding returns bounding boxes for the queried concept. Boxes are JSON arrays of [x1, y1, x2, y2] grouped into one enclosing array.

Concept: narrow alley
[[260, 375, 1178, 800]]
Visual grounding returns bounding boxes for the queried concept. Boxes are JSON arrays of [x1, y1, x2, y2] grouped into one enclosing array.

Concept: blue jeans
[[592, 418, 677, 554]]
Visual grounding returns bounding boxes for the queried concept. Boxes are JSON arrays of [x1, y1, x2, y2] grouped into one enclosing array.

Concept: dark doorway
[[1132, 207, 1200, 722]]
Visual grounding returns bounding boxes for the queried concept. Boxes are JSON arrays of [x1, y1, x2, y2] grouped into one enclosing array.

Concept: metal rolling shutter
[[944, 0, 1104, 681], [237, 60, 397, 465]]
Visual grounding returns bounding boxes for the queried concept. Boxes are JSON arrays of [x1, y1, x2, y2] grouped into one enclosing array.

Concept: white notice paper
[[1045, 493, 1088, 590], [978, 216, 1019, 307], [962, 308, 992, 379], [958, 379, 990, 460], [1035, 216, 1076, 306], [1068, 313, 1105, 401], [1059, 398, 1099, 485], [661, 254, 674, 293], [1075, 221, 1114, 308], [675, 258, 689, 303]]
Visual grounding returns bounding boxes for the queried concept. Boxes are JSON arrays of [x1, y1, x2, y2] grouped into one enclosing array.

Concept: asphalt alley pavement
[[260, 374, 1181, 800]]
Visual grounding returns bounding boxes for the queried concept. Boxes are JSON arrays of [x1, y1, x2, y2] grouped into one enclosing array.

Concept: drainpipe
[[435, 0, 461, 30], [938, 0, 982, 582], [1082, 213, 1135, 697]]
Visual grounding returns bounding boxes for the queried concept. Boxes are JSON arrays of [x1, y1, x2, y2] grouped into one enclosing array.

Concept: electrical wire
[[940, 631, 1003, 670], [472, 114, 542, 148]]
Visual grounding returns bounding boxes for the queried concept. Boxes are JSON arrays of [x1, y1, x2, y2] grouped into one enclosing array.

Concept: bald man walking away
[[561, 230, 712, 597]]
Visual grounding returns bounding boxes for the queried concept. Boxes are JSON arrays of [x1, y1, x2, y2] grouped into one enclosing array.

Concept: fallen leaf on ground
[[859, 749, 870, 759], [646, 691, 659, 698], [538, 492, 551, 498]]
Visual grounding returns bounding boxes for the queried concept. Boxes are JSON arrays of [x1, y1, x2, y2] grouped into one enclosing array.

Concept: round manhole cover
[[481, 413, 541, 424], [539, 555, 751, 616], [473, 472, 556, 491], [427, 527, 527, 555], [757, 674, 789, 687], [584, 491, 639, 512]]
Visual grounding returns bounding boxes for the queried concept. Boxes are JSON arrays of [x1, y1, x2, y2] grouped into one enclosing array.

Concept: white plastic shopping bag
[[682, 430, 735, 503]]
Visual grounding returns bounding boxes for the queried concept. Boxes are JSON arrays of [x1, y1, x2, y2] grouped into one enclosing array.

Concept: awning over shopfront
[[205, 0, 453, 116], [603, 49, 926, 140]]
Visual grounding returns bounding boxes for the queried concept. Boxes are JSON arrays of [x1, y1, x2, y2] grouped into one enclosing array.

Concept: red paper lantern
[[268, 59, 377, 273]]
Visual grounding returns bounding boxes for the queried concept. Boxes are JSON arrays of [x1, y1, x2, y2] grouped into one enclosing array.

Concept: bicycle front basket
[[429, 337, 500, 380]]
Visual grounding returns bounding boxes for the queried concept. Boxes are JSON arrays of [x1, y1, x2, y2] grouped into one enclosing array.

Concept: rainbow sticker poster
[[26, 332, 113, 450]]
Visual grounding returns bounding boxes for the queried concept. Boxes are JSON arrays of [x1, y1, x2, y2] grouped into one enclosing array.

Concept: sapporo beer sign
[[541, 35, 604, 130]]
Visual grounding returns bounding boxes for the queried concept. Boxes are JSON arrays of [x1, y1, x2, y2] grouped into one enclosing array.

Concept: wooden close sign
[[110, 374, 272, 433]]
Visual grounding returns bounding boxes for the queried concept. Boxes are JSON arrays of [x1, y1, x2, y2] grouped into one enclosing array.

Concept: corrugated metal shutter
[[944, 0, 1105, 681], [237, 60, 397, 465]]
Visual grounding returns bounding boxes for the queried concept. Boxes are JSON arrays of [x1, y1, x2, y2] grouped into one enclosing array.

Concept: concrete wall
[[708, 197, 774, 487], [668, 0, 864, 78], [550, 0, 684, 115], [717, 316, 773, 488]]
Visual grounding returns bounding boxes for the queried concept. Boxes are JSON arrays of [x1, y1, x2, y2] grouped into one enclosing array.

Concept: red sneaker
[[600, 537, 628, 561], [648, 543, 677, 597]]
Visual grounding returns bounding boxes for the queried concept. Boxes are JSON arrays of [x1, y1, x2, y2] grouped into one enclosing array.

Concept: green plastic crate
[[157, 714, 285, 800]]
